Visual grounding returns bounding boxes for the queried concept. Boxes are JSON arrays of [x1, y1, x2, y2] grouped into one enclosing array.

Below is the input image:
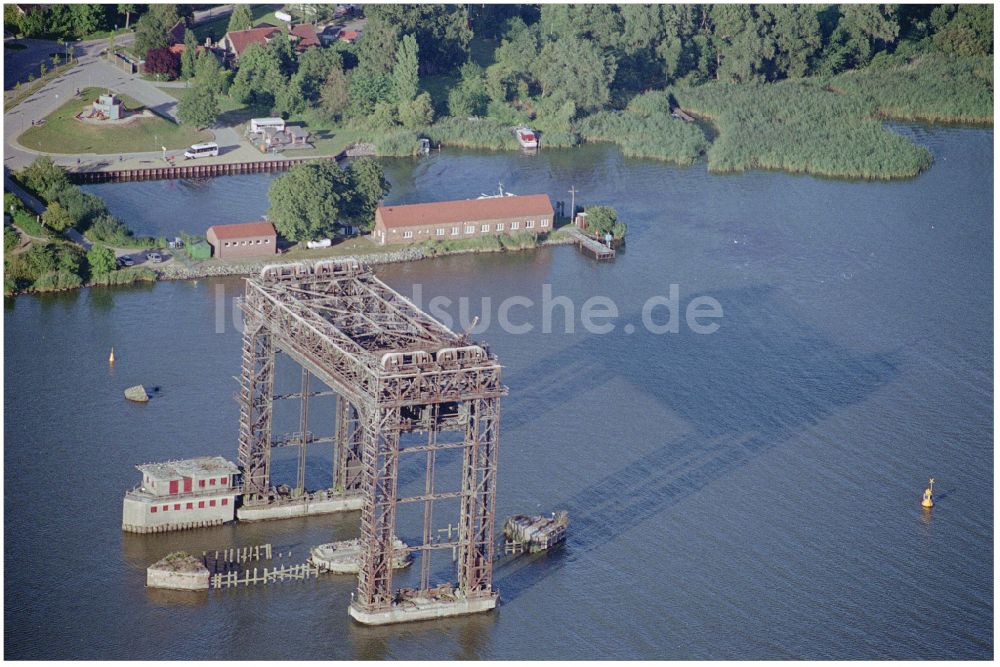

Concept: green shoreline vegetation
[[830, 54, 993, 124], [668, 81, 935, 179], [5, 4, 993, 295], [4, 158, 165, 296], [4, 151, 576, 297], [14, 5, 991, 180]]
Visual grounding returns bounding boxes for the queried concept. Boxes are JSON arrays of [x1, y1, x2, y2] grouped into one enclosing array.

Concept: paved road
[[4, 39, 73, 90], [191, 5, 235, 25], [4, 170, 45, 213], [4, 30, 139, 89]]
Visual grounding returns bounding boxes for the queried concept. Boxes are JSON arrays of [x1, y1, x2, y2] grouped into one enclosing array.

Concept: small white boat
[[514, 127, 538, 149], [477, 182, 517, 199]]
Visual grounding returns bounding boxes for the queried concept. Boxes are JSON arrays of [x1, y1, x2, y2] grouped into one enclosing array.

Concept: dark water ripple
[[8, 124, 993, 659]]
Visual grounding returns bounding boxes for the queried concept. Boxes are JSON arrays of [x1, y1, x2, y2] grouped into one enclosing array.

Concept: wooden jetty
[[567, 226, 615, 260], [69, 154, 345, 184]]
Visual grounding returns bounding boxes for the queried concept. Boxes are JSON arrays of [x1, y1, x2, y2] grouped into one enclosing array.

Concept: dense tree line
[[5, 159, 165, 294], [293, 3, 988, 152], [267, 158, 390, 241], [3, 4, 195, 41], [8, 4, 992, 176], [17, 158, 154, 247]]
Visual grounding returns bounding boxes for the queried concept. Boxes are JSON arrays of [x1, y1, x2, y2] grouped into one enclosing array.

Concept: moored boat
[[514, 127, 538, 149]]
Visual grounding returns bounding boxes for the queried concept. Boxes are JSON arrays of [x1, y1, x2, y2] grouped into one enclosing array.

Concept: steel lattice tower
[[235, 259, 505, 624]]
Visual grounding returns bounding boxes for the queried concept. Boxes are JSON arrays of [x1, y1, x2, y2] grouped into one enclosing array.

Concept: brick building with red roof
[[220, 24, 320, 62], [338, 29, 361, 43], [373, 195, 555, 246], [206, 221, 278, 259]]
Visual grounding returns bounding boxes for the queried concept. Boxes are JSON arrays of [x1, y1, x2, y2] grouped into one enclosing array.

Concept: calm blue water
[[8, 125, 993, 658]]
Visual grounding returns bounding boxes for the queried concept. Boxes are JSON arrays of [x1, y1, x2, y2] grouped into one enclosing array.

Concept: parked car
[[147, 252, 164, 263], [118, 255, 135, 267]]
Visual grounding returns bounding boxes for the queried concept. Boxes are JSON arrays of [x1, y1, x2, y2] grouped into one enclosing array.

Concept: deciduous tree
[[933, 4, 993, 56], [87, 245, 117, 275], [770, 5, 822, 79], [181, 28, 199, 79], [320, 66, 350, 120], [177, 82, 219, 128], [448, 61, 489, 117], [391, 34, 420, 104], [227, 4, 253, 33], [267, 162, 353, 241], [534, 37, 616, 113], [583, 205, 625, 238], [134, 5, 177, 58], [363, 5, 471, 75], [145, 47, 180, 79], [195, 52, 229, 95], [399, 92, 434, 129], [346, 158, 390, 231], [20, 157, 71, 201], [229, 43, 284, 108], [118, 4, 134, 30], [42, 202, 75, 232]]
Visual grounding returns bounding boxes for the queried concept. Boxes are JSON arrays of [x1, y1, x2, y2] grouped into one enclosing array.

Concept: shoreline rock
[[124, 385, 149, 402]]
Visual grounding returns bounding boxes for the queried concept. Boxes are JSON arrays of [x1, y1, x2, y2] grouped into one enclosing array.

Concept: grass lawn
[[278, 235, 383, 260], [18, 87, 212, 154], [8, 207, 47, 237], [285, 118, 369, 157]]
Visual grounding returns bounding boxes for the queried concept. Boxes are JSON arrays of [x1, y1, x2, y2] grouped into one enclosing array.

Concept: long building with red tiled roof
[[206, 221, 277, 259], [220, 26, 281, 59], [373, 195, 555, 246]]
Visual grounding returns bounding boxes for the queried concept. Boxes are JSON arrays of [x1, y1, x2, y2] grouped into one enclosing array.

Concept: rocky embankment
[[153, 236, 575, 282]]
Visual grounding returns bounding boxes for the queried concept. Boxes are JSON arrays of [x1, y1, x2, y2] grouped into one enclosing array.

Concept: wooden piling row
[[211, 562, 320, 589], [203, 543, 272, 561], [202, 543, 274, 573]]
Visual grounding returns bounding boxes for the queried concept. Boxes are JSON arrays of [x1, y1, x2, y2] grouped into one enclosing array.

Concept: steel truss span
[[236, 259, 506, 622]]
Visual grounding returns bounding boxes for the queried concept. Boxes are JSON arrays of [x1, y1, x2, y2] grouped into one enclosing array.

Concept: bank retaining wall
[[69, 154, 345, 184]]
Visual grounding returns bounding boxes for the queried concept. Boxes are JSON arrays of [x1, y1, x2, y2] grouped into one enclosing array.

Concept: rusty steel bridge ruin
[[235, 259, 506, 624]]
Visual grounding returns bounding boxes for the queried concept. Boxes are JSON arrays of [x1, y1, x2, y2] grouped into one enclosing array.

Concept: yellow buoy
[[109, 347, 115, 365], [921, 477, 935, 509]]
